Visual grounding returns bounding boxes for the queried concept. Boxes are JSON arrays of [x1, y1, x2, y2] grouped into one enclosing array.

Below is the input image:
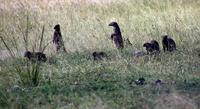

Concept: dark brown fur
[[24, 51, 47, 62], [143, 40, 160, 55], [143, 42, 153, 54], [151, 40, 160, 52], [92, 52, 107, 60], [53, 24, 66, 53], [135, 77, 145, 85], [162, 35, 176, 52], [109, 22, 124, 49]]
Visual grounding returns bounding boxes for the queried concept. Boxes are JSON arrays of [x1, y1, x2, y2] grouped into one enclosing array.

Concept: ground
[[0, 0, 200, 109]]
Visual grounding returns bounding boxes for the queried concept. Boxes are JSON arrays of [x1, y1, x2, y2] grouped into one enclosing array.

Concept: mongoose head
[[108, 22, 118, 27], [162, 35, 168, 40], [54, 24, 60, 31], [24, 51, 32, 59]]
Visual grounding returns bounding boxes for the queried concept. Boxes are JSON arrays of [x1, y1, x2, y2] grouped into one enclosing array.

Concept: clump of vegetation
[[0, 16, 48, 87]]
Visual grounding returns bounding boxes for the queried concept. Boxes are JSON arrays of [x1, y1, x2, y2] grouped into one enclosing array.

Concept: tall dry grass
[[0, 0, 200, 109], [1, 0, 200, 54]]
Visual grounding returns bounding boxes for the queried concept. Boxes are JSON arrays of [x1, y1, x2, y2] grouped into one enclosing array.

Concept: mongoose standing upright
[[53, 24, 66, 53], [109, 22, 124, 49]]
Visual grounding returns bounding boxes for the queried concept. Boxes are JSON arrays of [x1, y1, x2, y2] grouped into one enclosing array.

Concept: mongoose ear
[[162, 35, 168, 39]]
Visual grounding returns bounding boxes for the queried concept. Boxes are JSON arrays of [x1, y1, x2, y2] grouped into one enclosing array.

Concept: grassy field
[[0, 0, 200, 109]]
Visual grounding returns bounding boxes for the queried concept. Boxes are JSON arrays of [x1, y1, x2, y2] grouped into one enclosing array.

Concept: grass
[[0, 0, 200, 108]]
